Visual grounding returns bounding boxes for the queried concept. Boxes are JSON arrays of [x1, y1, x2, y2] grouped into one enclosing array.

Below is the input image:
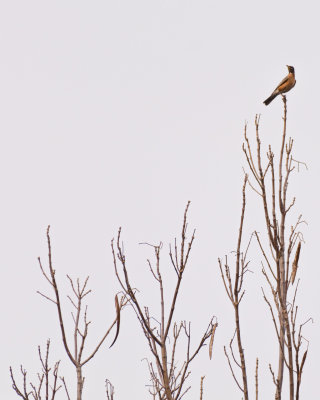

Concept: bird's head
[[287, 65, 295, 74]]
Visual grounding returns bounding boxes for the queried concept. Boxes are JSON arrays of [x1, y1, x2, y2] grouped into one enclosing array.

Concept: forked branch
[[37, 227, 125, 400], [219, 175, 249, 400], [113, 203, 216, 400]]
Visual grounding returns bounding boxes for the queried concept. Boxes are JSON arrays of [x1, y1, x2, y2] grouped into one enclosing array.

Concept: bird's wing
[[274, 75, 289, 91]]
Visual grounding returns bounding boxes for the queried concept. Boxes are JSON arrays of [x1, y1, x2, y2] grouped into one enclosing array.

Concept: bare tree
[[219, 175, 252, 400], [10, 339, 66, 400], [112, 202, 217, 400], [10, 96, 311, 400], [242, 95, 310, 400], [36, 226, 124, 400]]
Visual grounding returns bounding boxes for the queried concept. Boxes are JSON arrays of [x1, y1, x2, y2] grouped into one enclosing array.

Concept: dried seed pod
[[298, 350, 308, 384], [109, 295, 120, 348], [291, 242, 301, 284], [209, 323, 218, 360]]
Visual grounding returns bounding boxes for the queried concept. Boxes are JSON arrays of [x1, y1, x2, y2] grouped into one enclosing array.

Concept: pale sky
[[1, 1, 319, 399]]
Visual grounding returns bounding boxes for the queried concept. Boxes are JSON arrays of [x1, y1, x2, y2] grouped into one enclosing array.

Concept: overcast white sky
[[1, 1, 319, 399]]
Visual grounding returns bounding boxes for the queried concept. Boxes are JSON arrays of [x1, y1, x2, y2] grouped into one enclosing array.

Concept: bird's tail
[[263, 92, 278, 106]]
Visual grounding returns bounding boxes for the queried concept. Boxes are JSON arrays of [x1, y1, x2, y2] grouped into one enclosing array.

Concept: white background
[[1, 1, 318, 399]]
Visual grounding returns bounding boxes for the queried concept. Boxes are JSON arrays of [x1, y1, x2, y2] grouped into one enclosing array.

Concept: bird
[[263, 65, 296, 105]]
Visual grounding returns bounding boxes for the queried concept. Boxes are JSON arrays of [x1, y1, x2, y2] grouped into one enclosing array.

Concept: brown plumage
[[263, 65, 296, 105]]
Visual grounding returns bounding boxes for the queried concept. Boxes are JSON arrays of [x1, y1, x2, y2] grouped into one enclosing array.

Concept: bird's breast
[[279, 73, 296, 93]]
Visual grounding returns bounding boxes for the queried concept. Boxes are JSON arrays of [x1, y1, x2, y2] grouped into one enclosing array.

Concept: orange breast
[[278, 73, 296, 93]]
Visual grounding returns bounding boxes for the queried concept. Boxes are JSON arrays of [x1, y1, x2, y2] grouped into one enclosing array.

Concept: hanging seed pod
[[209, 323, 218, 360], [109, 294, 121, 348], [291, 242, 301, 284], [298, 350, 308, 385]]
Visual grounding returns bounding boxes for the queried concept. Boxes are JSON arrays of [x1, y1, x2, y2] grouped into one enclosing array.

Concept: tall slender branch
[[113, 203, 216, 400], [243, 95, 309, 400], [37, 227, 125, 400], [219, 175, 249, 400]]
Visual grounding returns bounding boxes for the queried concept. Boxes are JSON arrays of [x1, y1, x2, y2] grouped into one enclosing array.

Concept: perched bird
[[263, 65, 296, 105]]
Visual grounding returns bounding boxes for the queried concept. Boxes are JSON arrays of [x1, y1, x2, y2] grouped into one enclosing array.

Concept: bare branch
[[255, 358, 259, 400], [10, 341, 62, 400]]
